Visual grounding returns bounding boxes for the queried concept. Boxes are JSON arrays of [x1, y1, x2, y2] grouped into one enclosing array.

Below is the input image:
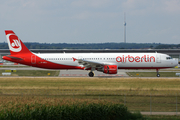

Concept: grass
[[127, 72, 179, 77], [0, 65, 30, 68], [0, 70, 59, 76], [0, 72, 180, 119], [144, 115, 180, 120], [0, 77, 180, 112], [0, 77, 180, 94], [0, 77, 180, 119], [0, 100, 144, 120], [0, 77, 180, 91]]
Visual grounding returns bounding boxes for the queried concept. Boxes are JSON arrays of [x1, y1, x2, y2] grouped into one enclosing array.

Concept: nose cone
[[174, 59, 179, 67]]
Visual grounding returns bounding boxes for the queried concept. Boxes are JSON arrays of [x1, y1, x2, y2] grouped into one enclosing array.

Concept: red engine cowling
[[103, 65, 117, 74]]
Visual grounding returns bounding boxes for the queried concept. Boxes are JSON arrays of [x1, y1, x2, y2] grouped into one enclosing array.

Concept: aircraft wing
[[76, 58, 107, 69]]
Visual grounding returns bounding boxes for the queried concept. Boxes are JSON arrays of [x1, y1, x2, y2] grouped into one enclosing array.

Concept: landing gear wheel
[[88, 72, 94, 77], [156, 69, 160, 77], [157, 74, 160, 77]]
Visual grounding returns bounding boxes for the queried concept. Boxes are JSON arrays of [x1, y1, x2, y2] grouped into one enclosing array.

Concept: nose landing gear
[[157, 74, 160, 77], [156, 69, 160, 77]]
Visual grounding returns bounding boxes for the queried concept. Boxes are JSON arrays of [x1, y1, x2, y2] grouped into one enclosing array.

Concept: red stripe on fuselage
[[3, 54, 84, 70]]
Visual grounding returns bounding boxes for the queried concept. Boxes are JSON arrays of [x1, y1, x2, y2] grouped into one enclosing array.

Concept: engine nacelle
[[103, 65, 117, 74]]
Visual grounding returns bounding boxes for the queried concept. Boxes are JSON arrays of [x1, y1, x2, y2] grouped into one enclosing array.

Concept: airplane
[[2, 30, 178, 77]]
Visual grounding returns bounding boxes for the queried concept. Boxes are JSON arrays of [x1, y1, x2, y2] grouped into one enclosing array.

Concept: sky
[[0, 0, 180, 44]]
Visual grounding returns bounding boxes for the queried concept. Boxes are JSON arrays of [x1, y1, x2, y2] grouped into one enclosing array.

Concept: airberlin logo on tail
[[11, 39, 20, 48], [116, 55, 155, 63], [6, 34, 22, 52]]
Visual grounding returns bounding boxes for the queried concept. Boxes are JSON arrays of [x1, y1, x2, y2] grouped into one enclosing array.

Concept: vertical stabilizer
[[5, 30, 31, 55]]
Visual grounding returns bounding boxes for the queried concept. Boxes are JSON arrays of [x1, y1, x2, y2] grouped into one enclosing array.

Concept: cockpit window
[[166, 57, 172, 60]]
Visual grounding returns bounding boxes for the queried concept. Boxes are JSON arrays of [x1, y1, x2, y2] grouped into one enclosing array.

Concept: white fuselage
[[35, 53, 178, 69]]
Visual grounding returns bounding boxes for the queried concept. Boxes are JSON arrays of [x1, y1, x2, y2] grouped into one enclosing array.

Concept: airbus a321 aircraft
[[3, 30, 178, 77]]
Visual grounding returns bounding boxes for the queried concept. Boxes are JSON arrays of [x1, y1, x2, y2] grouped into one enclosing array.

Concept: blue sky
[[0, 0, 180, 44]]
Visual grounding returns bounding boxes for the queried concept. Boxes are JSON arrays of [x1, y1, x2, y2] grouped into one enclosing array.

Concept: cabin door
[[156, 54, 161, 63]]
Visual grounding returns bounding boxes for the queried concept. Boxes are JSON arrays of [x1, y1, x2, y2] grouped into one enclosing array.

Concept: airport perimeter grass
[[144, 115, 180, 120], [0, 70, 59, 76], [0, 98, 144, 120], [0, 65, 30, 68], [0, 77, 180, 113], [127, 72, 178, 77]]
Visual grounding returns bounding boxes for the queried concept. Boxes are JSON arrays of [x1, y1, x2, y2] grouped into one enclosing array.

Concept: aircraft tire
[[157, 74, 160, 77], [88, 72, 94, 77]]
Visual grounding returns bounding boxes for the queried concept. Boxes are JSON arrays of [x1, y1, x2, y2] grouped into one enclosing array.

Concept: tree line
[[0, 42, 179, 49]]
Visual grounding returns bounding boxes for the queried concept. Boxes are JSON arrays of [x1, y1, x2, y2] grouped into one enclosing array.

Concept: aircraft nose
[[174, 59, 179, 66]]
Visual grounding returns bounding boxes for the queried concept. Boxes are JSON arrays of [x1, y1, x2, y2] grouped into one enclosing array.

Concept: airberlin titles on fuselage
[[116, 55, 155, 63]]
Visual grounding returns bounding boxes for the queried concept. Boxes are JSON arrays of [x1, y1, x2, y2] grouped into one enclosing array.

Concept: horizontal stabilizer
[[3, 55, 23, 60]]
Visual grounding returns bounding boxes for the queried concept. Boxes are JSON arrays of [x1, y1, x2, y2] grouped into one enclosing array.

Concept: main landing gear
[[88, 71, 94, 77], [156, 69, 160, 77]]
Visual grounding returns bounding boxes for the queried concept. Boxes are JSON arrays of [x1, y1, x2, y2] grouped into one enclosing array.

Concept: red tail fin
[[5, 30, 31, 55]]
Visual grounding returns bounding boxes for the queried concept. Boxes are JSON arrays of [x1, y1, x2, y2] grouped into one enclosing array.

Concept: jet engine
[[103, 65, 117, 74]]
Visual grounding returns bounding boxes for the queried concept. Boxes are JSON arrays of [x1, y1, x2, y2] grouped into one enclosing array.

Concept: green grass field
[[127, 72, 179, 77], [0, 70, 59, 76], [0, 65, 30, 68], [0, 69, 180, 119], [0, 77, 180, 113], [144, 115, 180, 120]]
